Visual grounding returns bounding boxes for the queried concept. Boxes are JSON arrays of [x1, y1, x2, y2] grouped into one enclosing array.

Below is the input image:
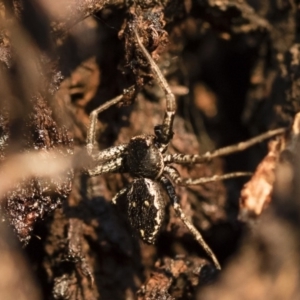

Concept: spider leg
[[87, 157, 123, 177], [111, 187, 128, 205], [133, 28, 175, 151], [160, 176, 221, 270], [164, 166, 252, 185], [89, 144, 127, 162], [163, 127, 286, 164], [86, 87, 134, 159], [86, 94, 123, 156]]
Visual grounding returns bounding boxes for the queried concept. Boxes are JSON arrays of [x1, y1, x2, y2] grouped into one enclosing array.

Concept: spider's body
[[126, 178, 165, 244], [85, 27, 285, 270], [125, 135, 164, 179]]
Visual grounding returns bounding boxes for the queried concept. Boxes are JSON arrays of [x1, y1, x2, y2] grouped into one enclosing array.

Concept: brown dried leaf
[[238, 137, 284, 221]]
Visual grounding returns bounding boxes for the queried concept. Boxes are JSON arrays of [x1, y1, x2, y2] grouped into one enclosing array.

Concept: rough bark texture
[[0, 0, 299, 299]]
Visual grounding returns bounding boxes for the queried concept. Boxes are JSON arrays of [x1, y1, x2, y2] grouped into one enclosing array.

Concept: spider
[[85, 27, 285, 270]]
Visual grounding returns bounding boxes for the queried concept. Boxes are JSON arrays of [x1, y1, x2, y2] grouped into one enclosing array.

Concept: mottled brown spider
[[86, 28, 285, 270]]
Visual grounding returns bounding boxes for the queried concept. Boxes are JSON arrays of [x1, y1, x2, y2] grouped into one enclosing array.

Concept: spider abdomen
[[126, 178, 165, 244], [125, 135, 164, 179]]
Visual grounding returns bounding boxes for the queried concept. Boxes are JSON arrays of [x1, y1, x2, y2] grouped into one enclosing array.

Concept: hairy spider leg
[[85, 92, 129, 176], [87, 157, 124, 177], [133, 27, 176, 151], [86, 86, 136, 161], [89, 144, 127, 163], [160, 176, 221, 270], [86, 94, 123, 156], [163, 127, 286, 164], [163, 166, 252, 185]]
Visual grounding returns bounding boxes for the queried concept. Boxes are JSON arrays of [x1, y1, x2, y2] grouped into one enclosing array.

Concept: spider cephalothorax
[[85, 27, 285, 270], [124, 135, 164, 179]]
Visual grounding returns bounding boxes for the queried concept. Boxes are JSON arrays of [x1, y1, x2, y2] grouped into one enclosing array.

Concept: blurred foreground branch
[[0, 220, 41, 300]]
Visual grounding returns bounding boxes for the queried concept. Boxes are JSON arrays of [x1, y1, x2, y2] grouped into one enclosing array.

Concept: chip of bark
[[0, 110, 9, 161], [195, 0, 271, 33], [118, 5, 168, 85], [1, 95, 74, 244], [65, 218, 94, 284], [137, 256, 211, 300]]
